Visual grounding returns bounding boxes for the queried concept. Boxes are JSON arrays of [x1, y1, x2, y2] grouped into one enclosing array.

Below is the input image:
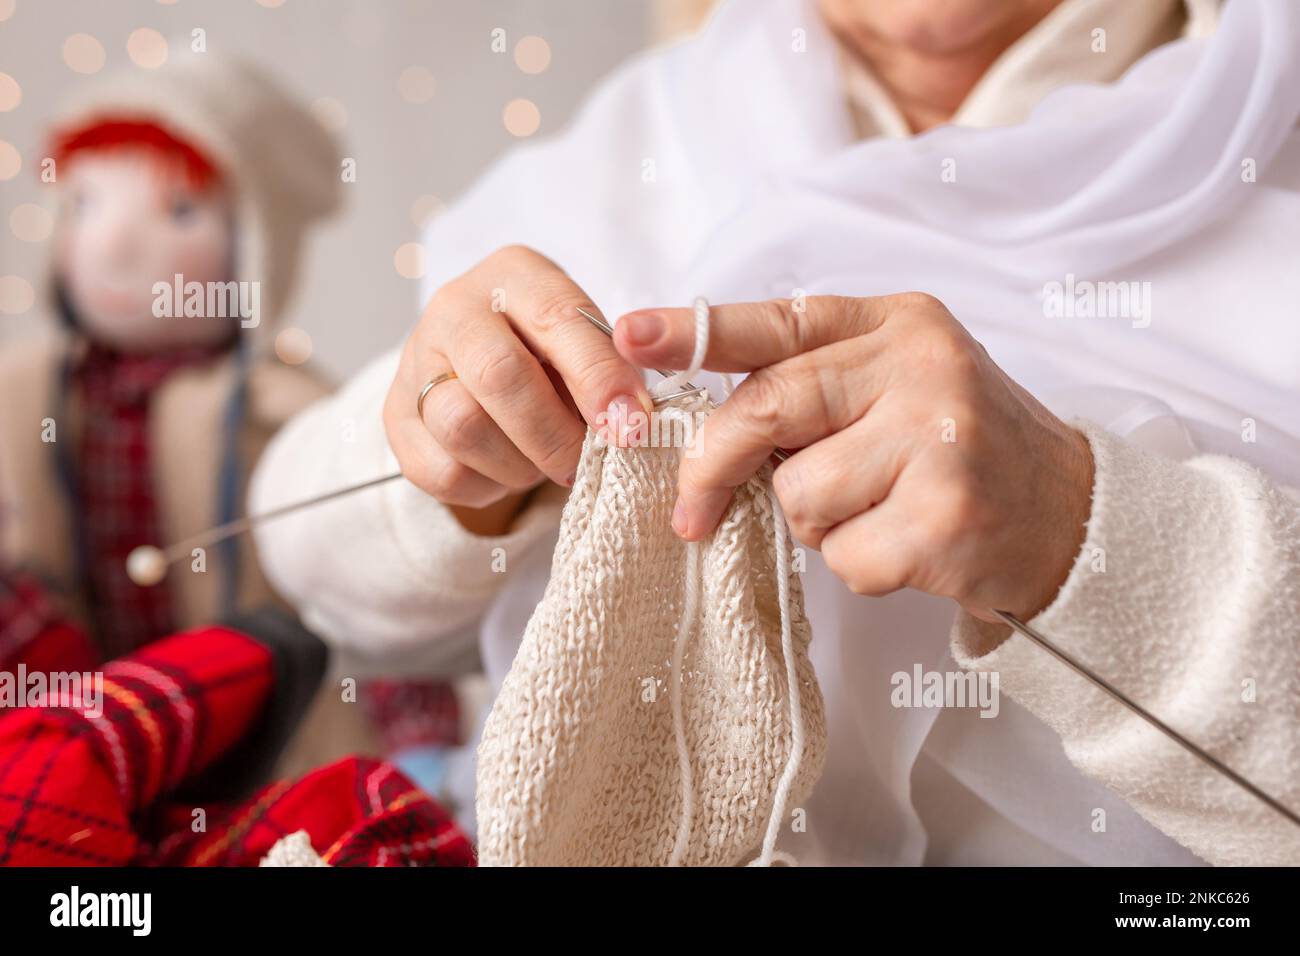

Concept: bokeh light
[[0, 140, 20, 180], [9, 203, 53, 242], [63, 33, 106, 74], [503, 98, 540, 137], [394, 242, 427, 279], [275, 327, 314, 366], [0, 276, 35, 315], [126, 28, 169, 69], [398, 66, 436, 104], [514, 36, 551, 74], [0, 73, 21, 112]]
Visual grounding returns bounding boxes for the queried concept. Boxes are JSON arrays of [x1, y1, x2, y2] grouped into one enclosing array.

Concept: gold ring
[[416, 371, 457, 420]]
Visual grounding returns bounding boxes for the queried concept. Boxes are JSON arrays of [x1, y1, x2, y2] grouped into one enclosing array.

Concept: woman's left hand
[[614, 293, 1094, 621]]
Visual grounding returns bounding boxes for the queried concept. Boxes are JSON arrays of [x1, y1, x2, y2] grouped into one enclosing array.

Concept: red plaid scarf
[[73, 343, 225, 658], [0, 614, 473, 867]]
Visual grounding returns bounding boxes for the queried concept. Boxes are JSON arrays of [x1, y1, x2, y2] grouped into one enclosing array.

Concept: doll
[[0, 52, 341, 658]]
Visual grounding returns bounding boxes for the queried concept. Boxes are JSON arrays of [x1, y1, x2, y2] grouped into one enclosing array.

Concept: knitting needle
[[126, 471, 402, 587], [124, 381, 708, 587], [993, 610, 1300, 829], [583, 307, 1299, 829], [577, 306, 791, 462]]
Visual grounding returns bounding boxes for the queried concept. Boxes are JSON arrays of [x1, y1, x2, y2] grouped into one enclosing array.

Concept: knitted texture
[[476, 400, 826, 866], [260, 830, 328, 867]]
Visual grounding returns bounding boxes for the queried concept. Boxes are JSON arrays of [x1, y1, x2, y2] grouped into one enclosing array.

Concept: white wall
[[0, 0, 655, 379]]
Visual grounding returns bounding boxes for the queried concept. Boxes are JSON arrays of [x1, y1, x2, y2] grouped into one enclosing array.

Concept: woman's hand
[[384, 245, 653, 531], [614, 293, 1094, 621]]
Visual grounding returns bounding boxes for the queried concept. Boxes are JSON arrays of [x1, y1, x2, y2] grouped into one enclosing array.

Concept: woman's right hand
[[383, 245, 654, 530]]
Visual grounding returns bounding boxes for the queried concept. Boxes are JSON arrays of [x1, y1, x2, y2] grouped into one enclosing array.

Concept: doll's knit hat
[[49, 50, 343, 342]]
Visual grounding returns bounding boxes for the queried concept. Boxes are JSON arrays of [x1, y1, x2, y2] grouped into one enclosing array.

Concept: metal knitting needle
[[577, 306, 790, 462], [584, 307, 1299, 829], [124, 380, 707, 587], [125, 471, 403, 587], [993, 610, 1300, 829]]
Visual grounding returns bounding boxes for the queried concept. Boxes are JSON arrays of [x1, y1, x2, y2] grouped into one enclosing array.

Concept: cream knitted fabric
[[259, 830, 329, 867], [475, 399, 826, 866]]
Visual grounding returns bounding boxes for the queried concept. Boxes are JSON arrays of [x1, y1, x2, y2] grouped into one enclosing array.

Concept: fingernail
[[607, 394, 645, 447], [671, 497, 688, 536], [563, 472, 576, 487], [623, 312, 664, 348]]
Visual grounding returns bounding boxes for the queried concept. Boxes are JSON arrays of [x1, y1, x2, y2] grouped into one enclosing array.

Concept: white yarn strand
[[751, 484, 804, 867], [651, 296, 710, 399], [663, 297, 804, 867], [716, 372, 736, 400], [665, 297, 709, 866], [667, 540, 700, 867]]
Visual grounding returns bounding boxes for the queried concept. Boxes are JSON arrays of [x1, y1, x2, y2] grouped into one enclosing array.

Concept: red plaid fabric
[[73, 342, 224, 658], [0, 571, 99, 675], [361, 678, 462, 752], [0, 626, 272, 865], [0, 621, 473, 868], [150, 756, 475, 867]]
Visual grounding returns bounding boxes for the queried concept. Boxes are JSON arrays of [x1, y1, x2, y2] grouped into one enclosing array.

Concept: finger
[[773, 411, 909, 550], [614, 294, 893, 372], [672, 337, 886, 540], [387, 414, 512, 508], [438, 298, 587, 485], [473, 246, 654, 434], [819, 496, 917, 598], [386, 341, 529, 501], [417, 373, 546, 491]]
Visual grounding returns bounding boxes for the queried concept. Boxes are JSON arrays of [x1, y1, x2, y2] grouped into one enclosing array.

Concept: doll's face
[[57, 150, 236, 354]]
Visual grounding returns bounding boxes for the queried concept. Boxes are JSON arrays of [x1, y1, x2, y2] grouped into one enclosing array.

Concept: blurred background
[[0, 0, 714, 381]]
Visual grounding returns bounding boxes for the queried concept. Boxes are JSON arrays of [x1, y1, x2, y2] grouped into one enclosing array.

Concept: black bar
[[0, 866, 1287, 942]]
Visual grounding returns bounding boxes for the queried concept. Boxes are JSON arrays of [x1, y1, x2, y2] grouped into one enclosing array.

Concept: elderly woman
[[252, 0, 1299, 865]]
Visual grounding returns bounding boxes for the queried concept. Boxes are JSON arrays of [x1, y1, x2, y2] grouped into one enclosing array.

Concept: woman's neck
[[822, 0, 1063, 132]]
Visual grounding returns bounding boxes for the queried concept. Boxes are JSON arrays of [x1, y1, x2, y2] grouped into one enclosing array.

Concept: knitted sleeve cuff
[[378, 465, 566, 604], [949, 421, 1300, 864]]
